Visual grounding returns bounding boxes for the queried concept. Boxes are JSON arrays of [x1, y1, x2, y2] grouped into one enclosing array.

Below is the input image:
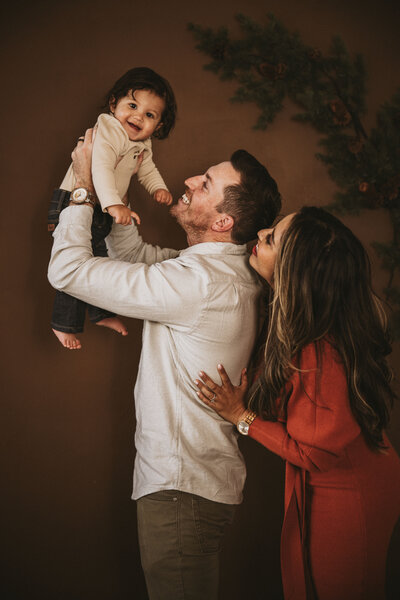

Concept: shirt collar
[[179, 242, 248, 257]]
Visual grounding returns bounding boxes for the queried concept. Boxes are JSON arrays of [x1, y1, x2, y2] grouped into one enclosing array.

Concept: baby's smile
[[128, 122, 142, 132]]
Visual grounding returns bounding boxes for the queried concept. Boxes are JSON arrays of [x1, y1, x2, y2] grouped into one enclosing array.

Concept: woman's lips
[[252, 244, 258, 256]]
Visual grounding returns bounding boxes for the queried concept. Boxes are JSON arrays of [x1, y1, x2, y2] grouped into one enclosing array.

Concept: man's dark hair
[[217, 150, 281, 243], [103, 67, 177, 140]]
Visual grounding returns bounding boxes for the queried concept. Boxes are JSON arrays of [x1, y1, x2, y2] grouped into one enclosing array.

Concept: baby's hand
[[107, 204, 141, 225], [153, 189, 173, 206]]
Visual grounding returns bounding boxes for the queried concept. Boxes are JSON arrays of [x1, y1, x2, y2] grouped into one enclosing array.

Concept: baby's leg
[[51, 291, 86, 350], [49, 192, 86, 350], [89, 208, 128, 336]]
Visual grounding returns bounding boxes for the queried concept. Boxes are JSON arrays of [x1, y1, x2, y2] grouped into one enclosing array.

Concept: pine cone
[[329, 99, 351, 126]]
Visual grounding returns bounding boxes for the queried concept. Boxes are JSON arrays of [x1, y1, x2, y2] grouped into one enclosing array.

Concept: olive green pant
[[137, 490, 236, 600]]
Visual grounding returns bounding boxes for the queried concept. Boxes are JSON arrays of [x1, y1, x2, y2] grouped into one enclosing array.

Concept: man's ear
[[211, 214, 234, 233]]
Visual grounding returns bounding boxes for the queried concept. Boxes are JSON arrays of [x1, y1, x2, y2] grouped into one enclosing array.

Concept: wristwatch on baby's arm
[[69, 187, 96, 207], [237, 410, 257, 435]]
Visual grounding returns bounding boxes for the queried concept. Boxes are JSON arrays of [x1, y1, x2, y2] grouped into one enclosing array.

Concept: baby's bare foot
[[52, 328, 82, 349], [96, 317, 128, 336]]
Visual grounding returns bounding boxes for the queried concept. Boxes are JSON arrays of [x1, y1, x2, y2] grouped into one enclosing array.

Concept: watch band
[[70, 199, 96, 208], [243, 411, 257, 427]]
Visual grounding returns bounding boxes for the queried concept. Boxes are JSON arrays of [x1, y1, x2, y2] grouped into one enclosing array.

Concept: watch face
[[237, 421, 249, 435], [72, 188, 88, 203]]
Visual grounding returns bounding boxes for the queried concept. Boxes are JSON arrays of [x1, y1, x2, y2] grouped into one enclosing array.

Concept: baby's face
[[111, 89, 165, 141]]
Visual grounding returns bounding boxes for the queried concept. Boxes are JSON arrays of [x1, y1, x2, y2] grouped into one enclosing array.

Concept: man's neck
[[186, 231, 236, 247]]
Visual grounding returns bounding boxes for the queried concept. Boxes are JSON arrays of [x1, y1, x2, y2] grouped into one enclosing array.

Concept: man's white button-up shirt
[[48, 206, 262, 504]]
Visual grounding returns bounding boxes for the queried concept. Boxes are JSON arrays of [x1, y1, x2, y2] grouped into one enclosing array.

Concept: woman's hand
[[195, 364, 249, 425]]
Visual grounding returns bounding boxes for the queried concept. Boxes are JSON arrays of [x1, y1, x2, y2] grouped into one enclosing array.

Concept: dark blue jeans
[[49, 189, 115, 333]]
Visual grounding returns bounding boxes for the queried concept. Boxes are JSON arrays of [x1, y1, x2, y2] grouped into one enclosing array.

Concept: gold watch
[[237, 411, 257, 435]]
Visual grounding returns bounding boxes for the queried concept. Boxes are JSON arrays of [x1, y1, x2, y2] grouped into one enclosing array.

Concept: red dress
[[249, 340, 400, 600]]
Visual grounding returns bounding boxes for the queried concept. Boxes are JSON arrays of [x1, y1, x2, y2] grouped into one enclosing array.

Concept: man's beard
[[170, 203, 209, 243]]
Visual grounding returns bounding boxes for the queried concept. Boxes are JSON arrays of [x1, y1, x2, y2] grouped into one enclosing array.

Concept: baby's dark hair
[[103, 67, 177, 139]]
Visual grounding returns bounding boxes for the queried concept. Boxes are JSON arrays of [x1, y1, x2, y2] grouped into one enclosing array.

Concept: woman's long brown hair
[[248, 206, 395, 450]]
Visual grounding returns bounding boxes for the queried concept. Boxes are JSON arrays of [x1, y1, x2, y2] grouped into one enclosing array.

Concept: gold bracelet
[[243, 410, 257, 426]]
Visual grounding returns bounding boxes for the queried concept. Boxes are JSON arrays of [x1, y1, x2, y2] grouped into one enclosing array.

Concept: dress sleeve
[[91, 114, 129, 211], [248, 343, 361, 472]]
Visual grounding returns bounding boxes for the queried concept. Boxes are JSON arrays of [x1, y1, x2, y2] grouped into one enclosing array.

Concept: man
[[48, 129, 281, 599]]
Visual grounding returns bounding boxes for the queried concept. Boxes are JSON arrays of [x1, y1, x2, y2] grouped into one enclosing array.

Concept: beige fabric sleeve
[[137, 139, 169, 196], [91, 114, 130, 211]]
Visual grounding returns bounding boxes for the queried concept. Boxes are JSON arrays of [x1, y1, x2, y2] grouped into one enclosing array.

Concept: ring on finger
[[210, 392, 216, 403]]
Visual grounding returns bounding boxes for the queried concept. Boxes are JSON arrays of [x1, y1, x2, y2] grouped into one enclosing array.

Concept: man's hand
[[72, 128, 96, 193], [153, 188, 173, 206], [107, 204, 141, 226]]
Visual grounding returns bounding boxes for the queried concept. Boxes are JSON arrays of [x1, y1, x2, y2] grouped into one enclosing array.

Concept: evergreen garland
[[188, 14, 400, 337]]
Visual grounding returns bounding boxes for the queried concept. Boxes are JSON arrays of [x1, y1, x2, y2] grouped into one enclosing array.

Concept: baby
[[49, 67, 177, 349]]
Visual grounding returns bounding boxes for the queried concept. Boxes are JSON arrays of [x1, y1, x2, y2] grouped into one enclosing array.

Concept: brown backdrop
[[1, 0, 399, 598]]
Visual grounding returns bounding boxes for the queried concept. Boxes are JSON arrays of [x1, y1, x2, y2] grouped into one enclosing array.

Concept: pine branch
[[188, 14, 400, 335]]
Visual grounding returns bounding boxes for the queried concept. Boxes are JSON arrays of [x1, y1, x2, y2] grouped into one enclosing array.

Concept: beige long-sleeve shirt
[[60, 113, 168, 211], [48, 206, 262, 504]]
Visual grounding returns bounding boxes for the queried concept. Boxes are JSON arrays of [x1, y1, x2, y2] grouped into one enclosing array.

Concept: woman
[[195, 207, 400, 600]]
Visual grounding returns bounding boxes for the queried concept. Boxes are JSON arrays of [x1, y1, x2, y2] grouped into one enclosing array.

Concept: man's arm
[[48, 205, 202, 324]]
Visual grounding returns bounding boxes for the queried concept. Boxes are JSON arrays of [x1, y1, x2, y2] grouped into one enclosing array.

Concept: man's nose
[[184, 175, 202, 190]]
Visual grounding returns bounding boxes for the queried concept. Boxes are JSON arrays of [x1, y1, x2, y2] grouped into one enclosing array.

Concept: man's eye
[[266, 234, 271, 245], [202, 182, 208, 190]]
